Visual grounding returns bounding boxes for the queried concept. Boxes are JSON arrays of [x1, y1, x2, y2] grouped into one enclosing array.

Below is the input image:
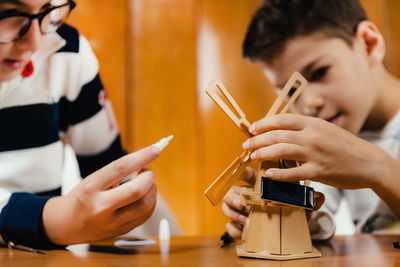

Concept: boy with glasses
[[223, 0, 400, 241], [0, 0, 159, 249]]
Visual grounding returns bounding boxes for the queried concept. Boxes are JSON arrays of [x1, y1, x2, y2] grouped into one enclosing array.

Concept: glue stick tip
[[152, 135, 174, 151]]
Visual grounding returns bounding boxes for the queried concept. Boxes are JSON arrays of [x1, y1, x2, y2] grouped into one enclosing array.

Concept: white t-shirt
[[310, 111, 400, 240]]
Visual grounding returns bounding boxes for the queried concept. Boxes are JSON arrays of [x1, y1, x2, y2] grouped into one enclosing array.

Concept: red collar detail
[[21, 60, 34, 78]]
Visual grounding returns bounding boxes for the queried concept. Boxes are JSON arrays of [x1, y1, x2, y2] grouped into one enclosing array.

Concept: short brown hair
[[243, 0, 367, 62]]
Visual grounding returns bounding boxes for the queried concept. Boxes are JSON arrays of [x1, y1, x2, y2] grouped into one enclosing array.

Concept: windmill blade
[[206, 78, 251, 136], [203, 71, 308, 207], [204, 151, 251, 206], [266, 71, 307, 117]]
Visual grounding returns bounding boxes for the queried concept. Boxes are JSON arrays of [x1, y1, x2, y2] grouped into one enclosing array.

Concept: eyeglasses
[[0, 0, 76, 44]]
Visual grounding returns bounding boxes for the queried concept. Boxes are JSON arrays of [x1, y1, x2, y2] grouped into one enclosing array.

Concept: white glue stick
[[124, 135, 174, 183], [152, 135, 174, 151], [159, 219, 170, 241], [159, 219, 170, 256]]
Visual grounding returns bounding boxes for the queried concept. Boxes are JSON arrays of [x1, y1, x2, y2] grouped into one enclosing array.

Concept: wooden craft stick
[[205, 151, 251, 206], [205, 78, 251, 136], [266, 71, 307, 117]]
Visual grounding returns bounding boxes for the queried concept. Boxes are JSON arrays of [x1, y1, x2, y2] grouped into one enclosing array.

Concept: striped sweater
[[0, 24, 125, 249]]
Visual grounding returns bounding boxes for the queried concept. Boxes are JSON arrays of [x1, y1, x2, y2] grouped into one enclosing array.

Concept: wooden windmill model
[[204, 71, 321, 260]]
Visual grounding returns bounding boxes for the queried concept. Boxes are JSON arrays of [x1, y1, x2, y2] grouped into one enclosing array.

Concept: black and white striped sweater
[[0, 24, 125, 249]]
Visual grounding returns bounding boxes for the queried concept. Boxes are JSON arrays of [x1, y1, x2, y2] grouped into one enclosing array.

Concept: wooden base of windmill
[[236, 203, 321, 260], [236, 161, 321, 260], [236, 245, 320, 260]]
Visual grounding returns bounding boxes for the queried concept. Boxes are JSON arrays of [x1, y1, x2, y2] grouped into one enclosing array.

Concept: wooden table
[[1, 235, 400, 266]]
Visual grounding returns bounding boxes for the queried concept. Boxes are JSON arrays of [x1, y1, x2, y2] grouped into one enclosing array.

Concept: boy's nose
[[15, 20, 43, 53], [298, 87, 324, 117]]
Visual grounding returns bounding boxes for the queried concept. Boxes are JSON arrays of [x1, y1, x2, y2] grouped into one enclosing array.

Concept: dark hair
[[243, 0, 367, 62]]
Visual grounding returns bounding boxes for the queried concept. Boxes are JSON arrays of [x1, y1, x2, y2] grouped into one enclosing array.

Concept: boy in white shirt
[[223, 0, 400, 240]]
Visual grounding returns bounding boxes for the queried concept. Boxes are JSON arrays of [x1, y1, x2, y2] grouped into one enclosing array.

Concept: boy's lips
[[3, 58, 28, 70], [324, 112, 342, 124]]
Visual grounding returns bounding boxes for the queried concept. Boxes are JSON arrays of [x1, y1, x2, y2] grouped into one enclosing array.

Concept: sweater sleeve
[[0, 192, 64, 249]]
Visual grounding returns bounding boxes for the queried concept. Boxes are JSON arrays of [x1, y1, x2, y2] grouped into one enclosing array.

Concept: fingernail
[[245, 205, 251, 213], [249, 123, 256, 134], [265, 170, 274, 177], [242, 140, 249, 150], [151, 146, 161, 154], [250, 152, 257, 160], [239, 215, 247, 224], [233, 198, 242, 209]]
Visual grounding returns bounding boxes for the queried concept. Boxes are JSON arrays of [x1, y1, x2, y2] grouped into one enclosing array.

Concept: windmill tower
[[204, 72, 321, 260]]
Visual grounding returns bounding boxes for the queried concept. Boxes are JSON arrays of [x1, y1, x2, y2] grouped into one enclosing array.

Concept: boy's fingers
[[250, 143, 305, 162], [223, 193, 244, 211], [88, 146, 160, 190], [105, 169, 156, 209], [251, 114, 305, 135], [222, 202, 247, 225], [114, 184, 158, 222], [264, 164, 312, 182], [239, 167, 257, 185], [226, 222, 243, 239], [244, 130, 301, 152], [117, 203, 158, 235]]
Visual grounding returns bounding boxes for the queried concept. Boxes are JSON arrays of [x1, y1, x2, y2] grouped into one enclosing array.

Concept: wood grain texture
[[67, 0, 128, 146], [243, 206, 281, 254], [127, 0, 269, 235], [1, 235, 400, 266], [281, 207, 313, 255], [197, 0, 272, 235], [128, 0, 201, 235]]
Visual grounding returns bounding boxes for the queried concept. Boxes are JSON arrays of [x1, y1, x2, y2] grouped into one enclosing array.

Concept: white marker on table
[[159, 219, 170, 241], [152, 135, 174, 151], [159, 218, 170, 256]]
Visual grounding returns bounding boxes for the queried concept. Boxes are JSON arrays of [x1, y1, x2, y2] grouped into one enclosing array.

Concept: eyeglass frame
[[0, 0, 76, 44]]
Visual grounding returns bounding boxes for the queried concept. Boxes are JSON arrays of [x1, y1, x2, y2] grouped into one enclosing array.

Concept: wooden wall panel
[[67, 0, 128, 146], [196, 0, 273, 235], [386, 0, 400, 77], [360, 0, 393, 73], [128, 0, 270, 235], [128, 0, 201, 235]]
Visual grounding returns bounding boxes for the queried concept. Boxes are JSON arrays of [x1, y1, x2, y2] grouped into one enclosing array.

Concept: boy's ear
[[354, 20, 385, 67]]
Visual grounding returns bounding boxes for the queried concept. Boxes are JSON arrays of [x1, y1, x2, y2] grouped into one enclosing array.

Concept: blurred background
[[66, 0, 400, 236]]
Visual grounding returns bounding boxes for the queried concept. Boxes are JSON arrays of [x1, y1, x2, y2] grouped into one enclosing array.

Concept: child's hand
[[42, 146, 160, 245], [222, 167, 256, 238], [243, 113, 390, 190]]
